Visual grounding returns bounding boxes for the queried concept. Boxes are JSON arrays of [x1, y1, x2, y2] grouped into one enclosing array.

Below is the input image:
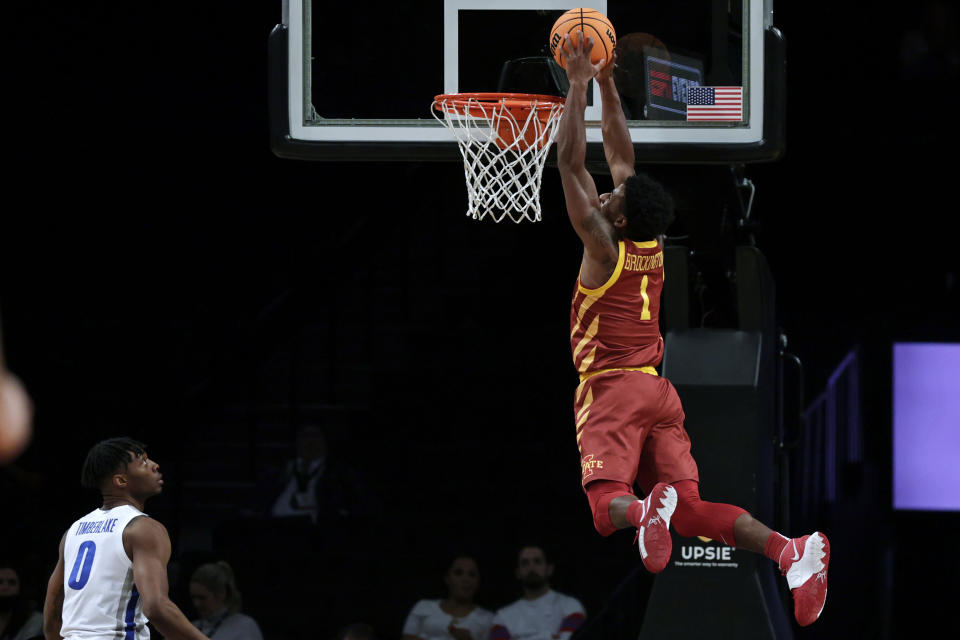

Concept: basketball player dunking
[[554, 33, 830, 627], [42, 438, 210, 640]]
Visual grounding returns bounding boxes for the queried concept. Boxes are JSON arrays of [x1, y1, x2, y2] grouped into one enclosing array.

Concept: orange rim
[[433, 92, 565, 118]]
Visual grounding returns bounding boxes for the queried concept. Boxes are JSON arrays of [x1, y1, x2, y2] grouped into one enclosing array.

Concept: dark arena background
[[2, 3, 958, 640]]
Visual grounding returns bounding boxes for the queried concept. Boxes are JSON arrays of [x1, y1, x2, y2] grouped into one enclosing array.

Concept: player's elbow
[[140, 595, 173, 622], [556, 142, 578, 172], [42, 618, 61, 639], [42, 607, 64, 640], [555, 130, 579, 165]]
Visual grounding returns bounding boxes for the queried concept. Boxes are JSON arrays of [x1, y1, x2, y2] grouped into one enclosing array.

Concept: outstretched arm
[[555, 33, 617, 265], [125, 518, 210, 640], [597, 52, 636, 188]]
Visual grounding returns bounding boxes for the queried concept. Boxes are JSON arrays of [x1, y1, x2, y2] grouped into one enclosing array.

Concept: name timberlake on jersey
[[74, 518, 120, 535]]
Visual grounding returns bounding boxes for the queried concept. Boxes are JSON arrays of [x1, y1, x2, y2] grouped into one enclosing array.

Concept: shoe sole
[[794, 532, 830, 626], [638, 483, 677, 573]]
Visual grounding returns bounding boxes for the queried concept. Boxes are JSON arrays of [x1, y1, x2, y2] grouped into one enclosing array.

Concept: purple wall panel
[[893, 343, 960, 511]]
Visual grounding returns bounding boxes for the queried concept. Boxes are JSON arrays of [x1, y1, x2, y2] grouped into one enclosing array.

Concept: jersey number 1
[[68, 541, 96, 590], [640, 275, 651, 320]]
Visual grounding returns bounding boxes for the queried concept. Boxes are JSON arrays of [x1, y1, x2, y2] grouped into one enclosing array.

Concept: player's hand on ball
[[560, 32, 606, 84], [596, 49, 618, 83]]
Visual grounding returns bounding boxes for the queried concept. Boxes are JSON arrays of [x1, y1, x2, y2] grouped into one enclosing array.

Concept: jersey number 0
[[68, 541, 97, 590]]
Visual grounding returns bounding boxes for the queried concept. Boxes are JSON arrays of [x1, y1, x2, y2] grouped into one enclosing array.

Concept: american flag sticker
[[686, 86, 743, 121]]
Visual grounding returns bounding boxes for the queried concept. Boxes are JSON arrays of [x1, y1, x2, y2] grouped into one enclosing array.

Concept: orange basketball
[[548, 8, 616, 70]]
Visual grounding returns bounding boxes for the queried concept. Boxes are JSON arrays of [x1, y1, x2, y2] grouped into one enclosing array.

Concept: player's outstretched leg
[[776, 532, 831, 626], [628, 482, 677, 573]]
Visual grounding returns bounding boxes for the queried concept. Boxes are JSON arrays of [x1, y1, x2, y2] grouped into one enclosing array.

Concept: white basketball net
[[432, 95, 564, 223]]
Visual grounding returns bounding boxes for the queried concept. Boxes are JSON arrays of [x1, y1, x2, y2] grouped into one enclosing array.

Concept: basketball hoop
[[431, 93, 565, 223]]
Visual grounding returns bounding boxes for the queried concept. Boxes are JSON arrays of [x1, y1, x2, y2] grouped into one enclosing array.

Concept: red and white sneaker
[[779, 532, 830, 627], [635, 482, 677, 573]]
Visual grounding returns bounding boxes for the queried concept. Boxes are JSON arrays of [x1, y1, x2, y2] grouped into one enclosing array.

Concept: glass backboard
[[269, 0, 784, 163]]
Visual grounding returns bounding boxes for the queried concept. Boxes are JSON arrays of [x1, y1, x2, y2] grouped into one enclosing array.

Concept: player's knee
[[672, 505, 699, 538], [585, 479, 632, 537], [669, 480, 747, 545], [669, 479, 704, 538], [671, 499, 700, 538]]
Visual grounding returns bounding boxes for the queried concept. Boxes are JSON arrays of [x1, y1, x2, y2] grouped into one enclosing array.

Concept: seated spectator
[[262, 423, 382, 526], [403, 555, 494, 640], [0, 563, 42, 640], [189, 561, 263, 640], [489, 545, 585, 640]]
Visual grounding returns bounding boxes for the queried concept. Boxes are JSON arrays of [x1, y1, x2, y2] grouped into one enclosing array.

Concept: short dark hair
[[0, 559, 20, 576], [441, 552, 479, 575], [190, 561, 242, 615], [623, 173, 675, 241], [81, 437, 147, 490], [516, 543, 552, 566]]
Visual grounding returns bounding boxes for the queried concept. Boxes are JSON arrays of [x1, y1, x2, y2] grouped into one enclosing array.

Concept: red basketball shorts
[[574, 369, 699, 495]]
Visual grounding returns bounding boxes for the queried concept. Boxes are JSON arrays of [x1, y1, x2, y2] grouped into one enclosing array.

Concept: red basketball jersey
[[570, 239, 664, 378]]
